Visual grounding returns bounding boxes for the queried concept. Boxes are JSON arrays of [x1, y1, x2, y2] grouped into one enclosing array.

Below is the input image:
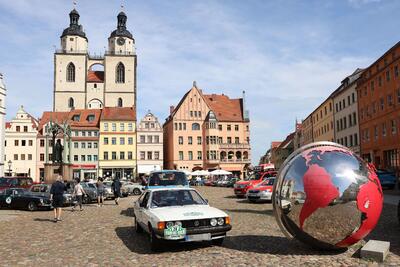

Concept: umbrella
[[180, 170, 192, 175], [210, 169, 232, 175], [191, 170, 210, 176]]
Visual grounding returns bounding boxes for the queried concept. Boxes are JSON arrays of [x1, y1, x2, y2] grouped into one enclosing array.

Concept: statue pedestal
[[44, 163, 73, 183]]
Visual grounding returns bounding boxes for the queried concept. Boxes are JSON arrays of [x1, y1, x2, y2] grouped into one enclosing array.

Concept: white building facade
[[137, 112, 163, 175], [0, 74, 6, 176], [4, 106, 39, 181]]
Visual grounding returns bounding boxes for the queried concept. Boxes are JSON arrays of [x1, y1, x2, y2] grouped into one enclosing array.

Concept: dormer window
[[72, 115, 80, 121], [87, 115, 95, 122]]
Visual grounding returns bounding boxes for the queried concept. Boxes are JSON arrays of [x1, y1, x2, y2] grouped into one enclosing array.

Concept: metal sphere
[[273, 142, 383, 250]]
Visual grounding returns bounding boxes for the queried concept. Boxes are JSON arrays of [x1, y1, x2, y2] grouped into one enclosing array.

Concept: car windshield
[[0, 178, 11, 186], [259, 178, 275, 186], [246, 173, 261, 181], [150, 190, 207, 208], [148, 172, 187, 186]]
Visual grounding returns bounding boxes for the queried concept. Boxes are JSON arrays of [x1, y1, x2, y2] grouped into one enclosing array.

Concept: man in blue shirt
[[50, 175, 66, 222]]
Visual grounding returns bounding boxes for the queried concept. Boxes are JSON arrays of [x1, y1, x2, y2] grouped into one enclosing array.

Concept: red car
[[0, 177, 34, 193], [233, 170, 277, 198], [246, 178, 276, 202]]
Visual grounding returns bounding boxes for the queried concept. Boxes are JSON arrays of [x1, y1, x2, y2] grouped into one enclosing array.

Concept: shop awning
[[138, 164, 162, 174]]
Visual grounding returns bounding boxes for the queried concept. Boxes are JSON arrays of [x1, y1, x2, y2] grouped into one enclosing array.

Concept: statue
[[54, 139, 63, 163]]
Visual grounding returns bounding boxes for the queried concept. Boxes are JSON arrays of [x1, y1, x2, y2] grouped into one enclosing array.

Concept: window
[[374, 125, 378, 140], [120, 123, 125, 131], [94, 142, 98, 148], [40, 153, 44, 161], [350, 135, 353, 147], [120, 137, 125, 145], [87, 155, 92, 161], [14, 154, 18, 160], [140, 151, 145, 160], [147, 151, 152, 160], [112, 152, 117, 160], [371, 81, 375, 92], [29, 140, 34, 146], [128, 137, 133, 145], [183, 123, 186, 130], [128, 123, 133, 131], [344, 136, 348, 147], [20, 154, 26, 160], [40, 139, 45, 147], [81, 131, 86, 137], [218, 125, 222, 131], [112, 138, 117, 145], [178, 136, 183, 145], [194, 111, 197, 117], [87, 131, 92, 137], [81, 155, 85, 162], [395, 66, 399, 77], [354, 133, 358, 146], [386, 70, 391, 81], [120, 152, 125, 160], [104, 138, 109, 145], [188, 137, 193, 145], [380, 98, 384, 110], [227, 125, 231, 131], [197, 136, 202, 145], [81, 142, 86, 149], [68, 97, 74, 108], [179, 151, 184, 160], [116, 62, 125, 83], [67, 62, 75, 82], [179, 123, 182, 130], [104, 123, 109, 131], [335, 103, 339, 112], [147, 136, 153, 143], [388, 94, 393, 106], [93, 155, 98, 161], [154, 136, 159, 143], [378, 76, 382, 87], [392, 120, 397, 134], [227, 137, 232, 144], [14, 140, 19, 146], [87, 142, 92, 149], [23, 126, 28, 132], [174, 123, 178, 130], [192, 123, 200, 130], [140, 135, 145, 143], [235, 137, 239, 144], [128, 152, 133, 160], [190, 111, 193, 117], [118, 98, 123, 107], [21, 140, 26, 146], [197, 151, 202, 160], [382, 123, 387, 137], [188, 151, 193, 160], [16, 126, 20, 132], [154, 152, 160, 160], [112, 123, 116, 131], [398, 89, 400, 104]]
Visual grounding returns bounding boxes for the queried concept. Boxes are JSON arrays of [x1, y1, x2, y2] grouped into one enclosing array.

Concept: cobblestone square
[[1, 187, 400, 266]]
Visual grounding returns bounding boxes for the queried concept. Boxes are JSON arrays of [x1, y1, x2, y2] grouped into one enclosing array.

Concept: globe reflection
[[272, 142, 383, 250]]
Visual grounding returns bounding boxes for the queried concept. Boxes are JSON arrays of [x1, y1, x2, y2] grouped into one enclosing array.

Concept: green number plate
[[164, 225, 186, 240]]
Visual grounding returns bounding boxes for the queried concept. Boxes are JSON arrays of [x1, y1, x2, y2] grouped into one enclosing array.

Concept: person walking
[[72, 179, 86, 211], [50, 175, 66, 223], [111, 177, 122, 205], [96, 177, 105, 207]]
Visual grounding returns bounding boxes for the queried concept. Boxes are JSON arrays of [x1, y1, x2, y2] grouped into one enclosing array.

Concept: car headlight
[[217, 218, 224, 226], [166, 222, 174, 228], [210, 218, 217, 226]]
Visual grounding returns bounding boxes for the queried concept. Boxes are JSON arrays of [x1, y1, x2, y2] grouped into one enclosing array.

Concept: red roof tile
[[203, 94, 244, 122], [271, 142, 282, 149], [5, 122, 11, 129], [100, 107, 136, 121], [87, 71, 104, 82]]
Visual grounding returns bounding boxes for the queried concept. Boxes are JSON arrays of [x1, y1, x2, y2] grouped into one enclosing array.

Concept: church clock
[[117, 37, 125, 45]]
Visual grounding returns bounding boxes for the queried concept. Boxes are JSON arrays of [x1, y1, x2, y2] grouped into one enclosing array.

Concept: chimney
[[170, 105, 175, 115]]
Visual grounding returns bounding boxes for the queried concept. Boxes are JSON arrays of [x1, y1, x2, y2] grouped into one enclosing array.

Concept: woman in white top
[[72, 179, 86, 211]]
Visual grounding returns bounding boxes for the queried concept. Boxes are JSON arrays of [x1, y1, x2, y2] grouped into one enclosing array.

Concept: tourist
[[49, 175, 66, 223], [72, 179, 86, 211], [111, 177, 122, 205], [96, 177, 105, 207]]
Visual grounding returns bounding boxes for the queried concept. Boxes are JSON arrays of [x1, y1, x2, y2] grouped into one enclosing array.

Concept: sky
[[0, 0, 399, 165]]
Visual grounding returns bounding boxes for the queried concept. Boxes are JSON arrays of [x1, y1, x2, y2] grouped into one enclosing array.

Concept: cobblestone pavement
[[1, 187, 400, 266]]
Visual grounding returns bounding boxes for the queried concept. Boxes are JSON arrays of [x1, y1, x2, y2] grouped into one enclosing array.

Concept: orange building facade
[[357, 42, 400, 173], [163, 83, 251, 178]]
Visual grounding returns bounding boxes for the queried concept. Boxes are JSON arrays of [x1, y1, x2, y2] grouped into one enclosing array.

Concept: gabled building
[[163, 82, 251, 178]]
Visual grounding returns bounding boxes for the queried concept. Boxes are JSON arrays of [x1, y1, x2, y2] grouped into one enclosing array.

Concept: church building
[[53, 8, 137, 112]]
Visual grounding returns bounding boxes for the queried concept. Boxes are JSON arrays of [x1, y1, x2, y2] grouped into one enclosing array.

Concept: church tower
[[53, 8, 88, 111], [0, 73, 6, 176], [104, 11, 137, 108]]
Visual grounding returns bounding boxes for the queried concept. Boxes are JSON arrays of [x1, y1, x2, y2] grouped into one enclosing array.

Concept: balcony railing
[[105, 51, 136, 56], [55, 49, 87, 54], [220, 158, 251, 163], [219, 143, 251, 149]]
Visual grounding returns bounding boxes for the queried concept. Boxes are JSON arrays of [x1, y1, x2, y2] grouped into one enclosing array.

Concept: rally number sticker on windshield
[[5, 197, 12, 204], [164, 225, 186, 240]]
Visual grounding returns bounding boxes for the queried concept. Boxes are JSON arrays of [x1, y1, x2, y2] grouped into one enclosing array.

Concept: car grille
[[248, 190, 259, 193], [182, 219, 211, 228]]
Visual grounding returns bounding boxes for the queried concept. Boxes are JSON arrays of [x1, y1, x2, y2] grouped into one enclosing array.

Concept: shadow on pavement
[[224, 195, 238, 199], [120, 207, 134, 217], [223, 235, 346, 256], [223, 208, 274, 216], [115, 226, 212, 254], [33, 218, 56, 223]]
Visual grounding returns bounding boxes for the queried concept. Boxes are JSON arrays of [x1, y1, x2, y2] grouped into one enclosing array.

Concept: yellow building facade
[[99, 107, 137, 179], [312, 98, 335, 142]]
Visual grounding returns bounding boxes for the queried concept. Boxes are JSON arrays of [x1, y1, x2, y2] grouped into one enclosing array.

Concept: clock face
[[117, 37, 125, 45]]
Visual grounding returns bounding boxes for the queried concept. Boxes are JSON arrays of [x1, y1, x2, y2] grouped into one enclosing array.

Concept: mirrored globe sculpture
[[272, 142, 383, 250]]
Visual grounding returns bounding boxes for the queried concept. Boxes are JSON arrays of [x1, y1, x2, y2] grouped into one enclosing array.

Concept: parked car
[[146, 170, 189, 189], [246, 178, 275, 203], [376, 169, 397, 189], [0, 177, 34, 192], [133, 187, 232, 251], [80, 182, 98, 203], [0, 188, 52, 211], [121, 181, 143, 196], [225, 177, 240, 188], [203, 179, 213, 186], [234, 170, 277, 198], [29, 183, 73, 206]]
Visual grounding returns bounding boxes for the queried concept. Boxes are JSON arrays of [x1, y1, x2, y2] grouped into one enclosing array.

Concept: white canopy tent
[[191, 170, 210, 176], [210, 169, 232, 175]]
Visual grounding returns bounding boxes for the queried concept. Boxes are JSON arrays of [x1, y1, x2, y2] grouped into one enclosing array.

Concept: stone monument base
[[44, 163, 73, 183]]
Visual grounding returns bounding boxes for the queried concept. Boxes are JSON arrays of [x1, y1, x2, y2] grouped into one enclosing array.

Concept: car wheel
[[135, 218, 143, 233], [212, 238, 224, 246], [27, 201, 37, 211], [133, 188, 141, 195], [149, 227, 161, 251], [83, 196, 91, 204]]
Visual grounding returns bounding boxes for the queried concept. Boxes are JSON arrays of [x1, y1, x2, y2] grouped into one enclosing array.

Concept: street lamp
[[7, 160, 12, 176]]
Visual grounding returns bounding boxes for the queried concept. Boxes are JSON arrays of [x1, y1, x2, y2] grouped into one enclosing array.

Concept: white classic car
[[133, 187, 232, 251]]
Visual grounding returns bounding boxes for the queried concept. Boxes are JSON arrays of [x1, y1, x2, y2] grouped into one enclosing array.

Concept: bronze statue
[[54, 139, 63, 163]]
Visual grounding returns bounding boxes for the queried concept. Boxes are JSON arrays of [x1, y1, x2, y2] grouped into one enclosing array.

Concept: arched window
[[117, 97, 123, 107], [68, 97, 74, 108], [192, 123, 200, 130], [67, 63, 75, 82], [116, 62, 125, 83]]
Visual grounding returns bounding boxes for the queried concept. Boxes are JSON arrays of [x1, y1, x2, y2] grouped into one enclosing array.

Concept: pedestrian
[[111, 176, 122, 205], [96, 177, 105, 207], [49, 175, 66, 223], [72, 178, 86, 211]]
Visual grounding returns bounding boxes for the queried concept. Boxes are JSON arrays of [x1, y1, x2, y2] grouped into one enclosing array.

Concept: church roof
[[100, 107, 136, 121], [61, 8, 87, 40], [87, 71, 104, 82]]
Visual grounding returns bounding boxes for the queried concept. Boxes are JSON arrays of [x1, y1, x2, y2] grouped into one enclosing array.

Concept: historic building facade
[[0, 73, 6, 176], [53, 9, 137, 112], [300, 114, 313, 146], [4, 106, 39, 181], [312, 98, 334, 143], [163, 83, 251, 178], [137, 111, 163, 175], [99, 107, 137, 179], [357, 42, 400, 174], [333, 69, 363, 154]]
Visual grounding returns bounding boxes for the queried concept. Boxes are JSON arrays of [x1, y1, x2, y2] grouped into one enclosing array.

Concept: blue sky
[[0, 0, 398, 165]]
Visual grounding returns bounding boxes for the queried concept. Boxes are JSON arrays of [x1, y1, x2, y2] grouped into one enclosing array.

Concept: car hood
[[236, 181, 250, 185], [252, 185, 273, 191], [150, 205, 228, 221]]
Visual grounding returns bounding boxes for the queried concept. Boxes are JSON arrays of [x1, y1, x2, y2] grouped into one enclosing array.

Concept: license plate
[[185, 233, 211, 241], [164, 225, 186, 240]]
